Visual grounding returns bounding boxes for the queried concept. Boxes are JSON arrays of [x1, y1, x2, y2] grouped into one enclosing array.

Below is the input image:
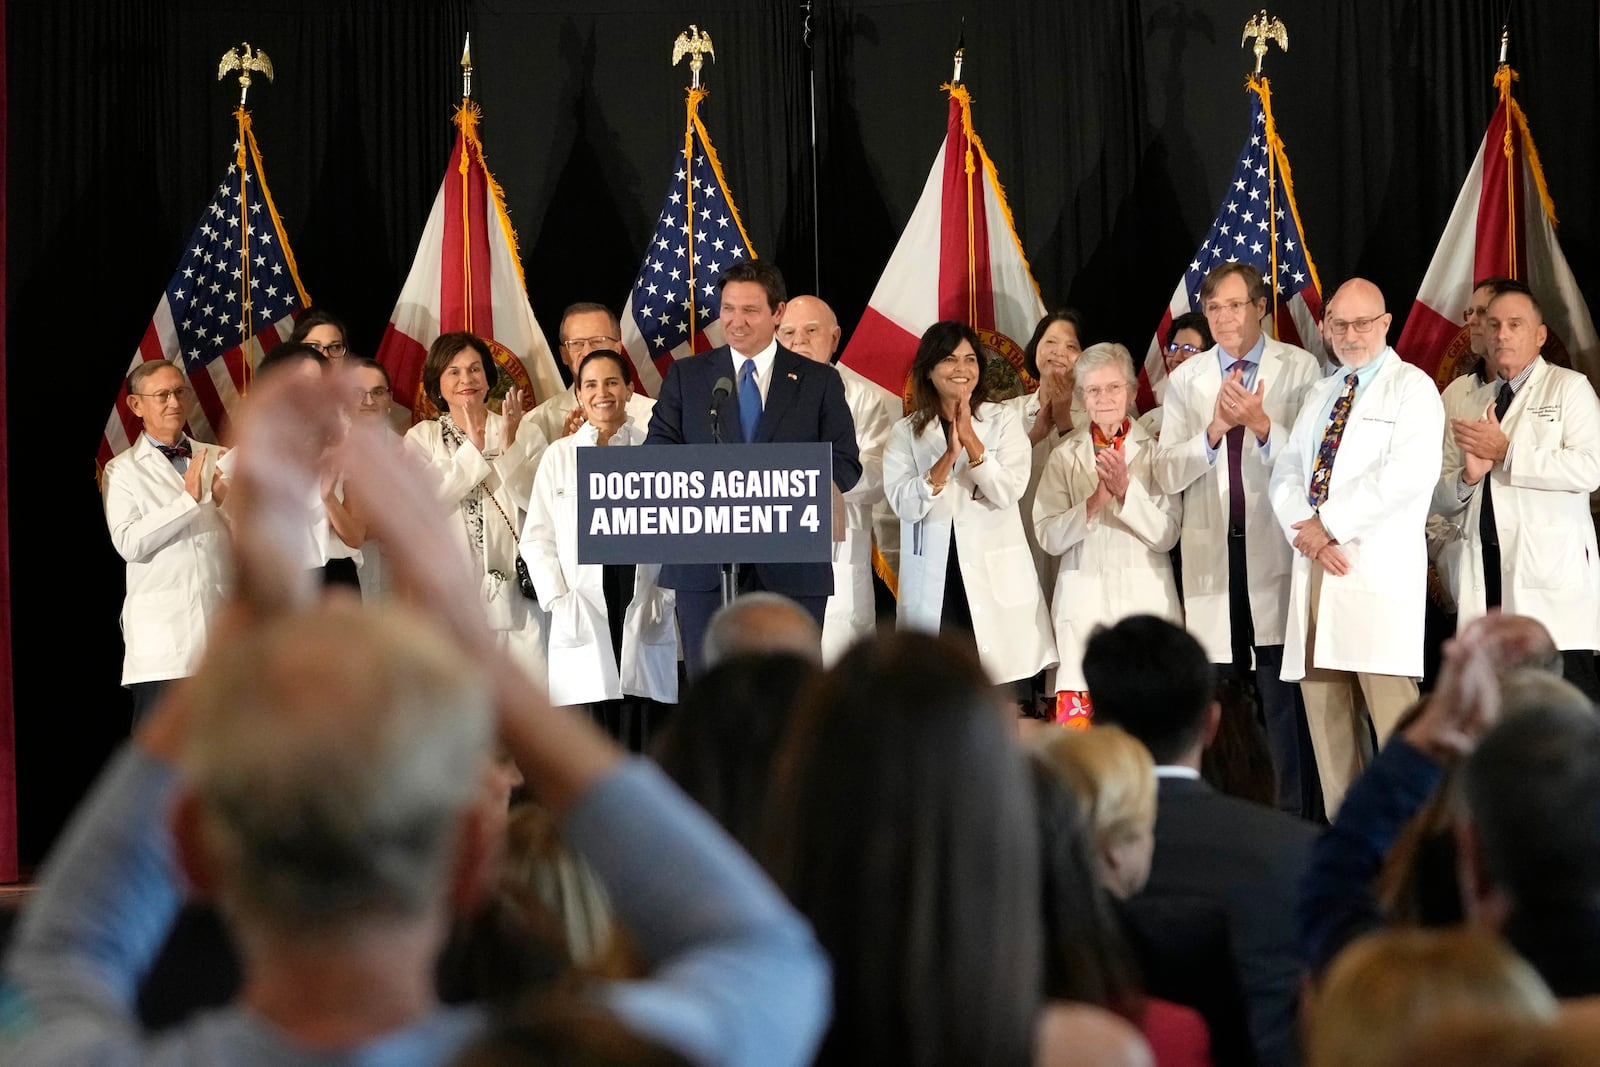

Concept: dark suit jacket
[[645, 343, 862, 594], [1140, 775, 1316, 1067]]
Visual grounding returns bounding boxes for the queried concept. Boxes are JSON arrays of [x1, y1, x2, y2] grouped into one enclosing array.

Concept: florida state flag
[[1396, 64, 1599, 386], [376, 100, 563, 422], [839, 83, 1045, 411]]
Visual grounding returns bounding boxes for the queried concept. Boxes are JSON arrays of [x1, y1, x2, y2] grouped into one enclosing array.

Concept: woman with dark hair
[[882, 321, 1056, 699], [1021, 308, 1089, 447], [1139, 312, 1214, 441], [652, 652, 820, 851], [288, 306, 351, 365], [405, 331, 547, 673], [766, 631, 1149, 1067]]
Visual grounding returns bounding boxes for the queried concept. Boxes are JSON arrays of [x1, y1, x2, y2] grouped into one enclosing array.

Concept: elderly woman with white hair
[[1033, 342, 1183, 726]]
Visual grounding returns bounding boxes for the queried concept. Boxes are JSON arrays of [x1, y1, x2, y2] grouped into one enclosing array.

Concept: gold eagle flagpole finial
[[217, 42, 274, 109], [672, 25, 715, 89], [1241, 10, 1288, 77]]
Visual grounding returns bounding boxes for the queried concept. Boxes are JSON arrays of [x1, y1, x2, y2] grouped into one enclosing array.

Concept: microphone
[[710, 376, 734, 443]]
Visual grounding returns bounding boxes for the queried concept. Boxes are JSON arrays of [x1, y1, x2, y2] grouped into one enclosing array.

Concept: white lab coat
[[1269, 351, 1444, 679], [884, 401, 1057, 685], [821, 365, 899, 664], [102, 436, 231, 685], [1431, 356, 1600, 651], [520, 420, 679, 706], [1426, 368, 1495, 611], [406, 412, 549, 675], [1153, 338, 1322, 662], [1033, 419, 1183, 691]]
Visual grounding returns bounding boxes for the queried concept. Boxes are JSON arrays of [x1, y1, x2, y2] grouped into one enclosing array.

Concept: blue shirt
[[1204, 333, 1269, 463]]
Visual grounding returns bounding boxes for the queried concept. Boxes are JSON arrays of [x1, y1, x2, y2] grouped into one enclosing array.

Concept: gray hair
[[183, 602, 494, 931], [1073, 342, 1137, 406], [703, 592, 823, 669]]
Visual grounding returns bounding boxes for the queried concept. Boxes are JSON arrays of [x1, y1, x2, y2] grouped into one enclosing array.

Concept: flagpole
[[672, 26, 717, 347], [1242, 12, 1289, 338], [216, 43, 275, 388], [803, 2, 821, 292], [951, 29, 979, 330]]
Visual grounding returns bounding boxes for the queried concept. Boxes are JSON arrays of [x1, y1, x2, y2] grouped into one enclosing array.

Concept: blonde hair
[[1308, 928, 1557, 1067], [1035, 724, 1156, 851]]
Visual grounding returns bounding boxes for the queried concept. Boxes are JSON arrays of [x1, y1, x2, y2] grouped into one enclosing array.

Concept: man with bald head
[[1434, 280, 1600, 702], [777, 295, 897, 663], [1269, 278, 1445, 815]]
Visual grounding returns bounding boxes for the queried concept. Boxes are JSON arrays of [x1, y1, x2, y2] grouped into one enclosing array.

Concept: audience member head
[[1199, 262, 1269, 358], [777, 294, 842, 364], [256, 341, 327, 384], [1377, 617, 1570, 930], [1083, 616, 1217, 767], [126, 359, 192, 445], [1306, 928, 1556, 1067], [451, 994, 693, 1067], [289, 307, 350, 364], [1163, 311, 1212, 372], [717, 262, 787, 358], [1024, 308, 1086, 381], [175, 600, 495, 938], [422, 331, 499, 416], [556, 302, 622, 377], [1026, 754, 1143, 1016], [1035, 726, 1157, 900], [769, 631, 1041, 1065], [909, 320, 989, 432], [1073, 342, 1137, 432], [701, 592, 823, 670], [653, 652, 820, 851], [1457, 704, 1600, 925]]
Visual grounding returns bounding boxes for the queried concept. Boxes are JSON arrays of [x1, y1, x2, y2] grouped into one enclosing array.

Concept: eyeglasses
[[1326, 315, 1386, 335], [560, 335, 619, 350], [352, 386, 391, 402], [1166, 342, 1204, 355], [1203, 299, 1255, 316], [1463, 305, 1492, 322], [1083, 383, 1129, 400], [131, 386, 191, 404], [305, 340, 348, 358]]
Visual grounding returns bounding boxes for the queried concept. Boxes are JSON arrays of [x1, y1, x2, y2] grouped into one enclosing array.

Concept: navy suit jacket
[[1141, 776, 1316, 1067], [645, 343, 861, 594]]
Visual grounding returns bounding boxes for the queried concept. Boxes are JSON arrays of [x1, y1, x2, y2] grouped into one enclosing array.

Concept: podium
[[577, 442, 837, 607]]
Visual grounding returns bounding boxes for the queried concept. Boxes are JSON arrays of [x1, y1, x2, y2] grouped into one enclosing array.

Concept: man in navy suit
[[1085, 614, 1316, 1067], [646, 262, 862, 673]]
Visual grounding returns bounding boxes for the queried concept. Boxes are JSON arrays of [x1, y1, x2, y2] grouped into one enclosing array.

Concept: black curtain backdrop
[[7, 0, 1598, 865]]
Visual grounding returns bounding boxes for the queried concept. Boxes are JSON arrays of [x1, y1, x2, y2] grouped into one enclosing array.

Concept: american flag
[[618, 87, 757, 398], [1139, 77, 1324, 410], [99, 110, 307, 468]]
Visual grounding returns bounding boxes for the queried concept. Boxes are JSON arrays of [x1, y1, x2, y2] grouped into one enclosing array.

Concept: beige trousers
[[1300, 564, 1418, 817]]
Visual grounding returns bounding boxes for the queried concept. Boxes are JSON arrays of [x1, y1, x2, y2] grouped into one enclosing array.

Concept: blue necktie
[[738, 360, 762, 442]]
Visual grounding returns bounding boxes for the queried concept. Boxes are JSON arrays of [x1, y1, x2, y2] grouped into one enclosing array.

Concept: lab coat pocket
[[987, 545, 1038, 606]]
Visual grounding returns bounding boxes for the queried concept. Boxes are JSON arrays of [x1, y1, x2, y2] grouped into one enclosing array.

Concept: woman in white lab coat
[[521, 350, 678, 738], [405, 331, 547, 675], [1033, 343, 1183, 723], [882, 321, 1056, 695]]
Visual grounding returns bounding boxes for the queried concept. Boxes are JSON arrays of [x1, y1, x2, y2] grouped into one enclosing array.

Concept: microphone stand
[[709, 383, 740, 606]]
